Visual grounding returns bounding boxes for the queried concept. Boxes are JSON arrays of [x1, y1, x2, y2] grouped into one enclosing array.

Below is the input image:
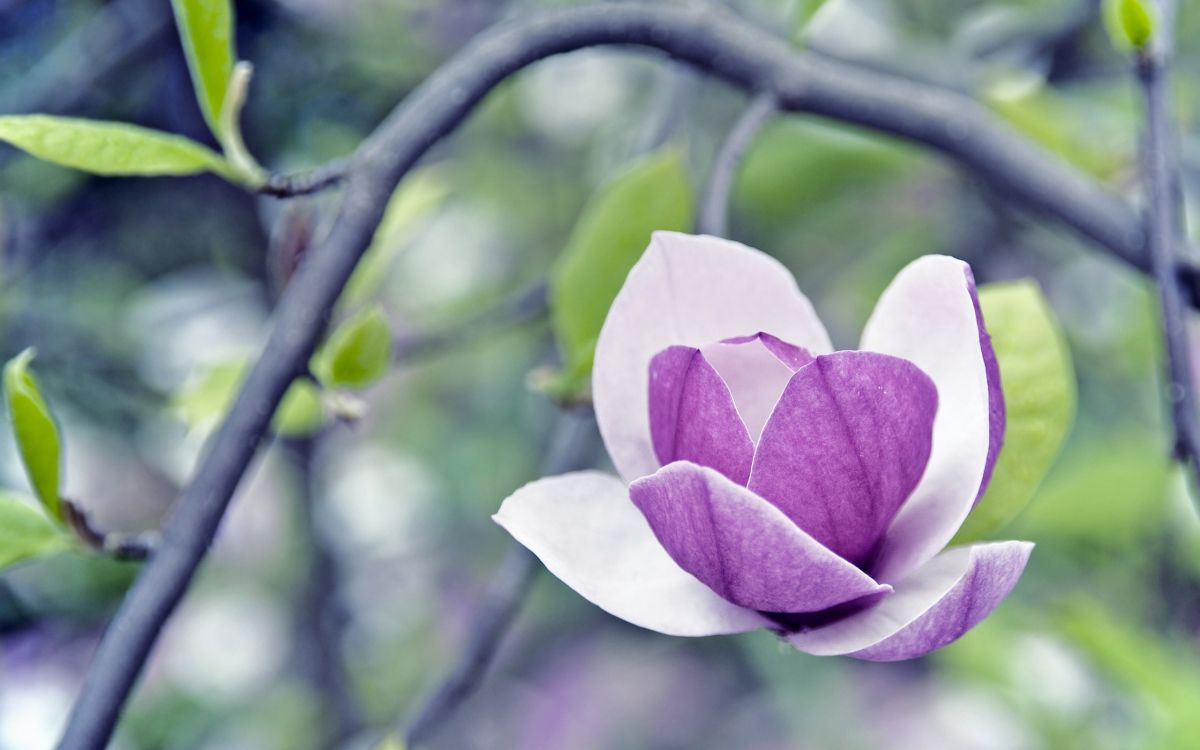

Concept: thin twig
[[56, 5, 1195, 747], [61, 500, 159, 563], [260, 158, 352, 198], [1136, 2, 1200, 477], [282, 437, 363, 746], [697, 92, 777, 237], [403, 408, 600, 747]]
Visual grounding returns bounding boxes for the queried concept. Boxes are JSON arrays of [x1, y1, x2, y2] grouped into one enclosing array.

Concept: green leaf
[[0, 492, 71, 571], [315, 306, 393, 389], [794, 0, 832, 38], [548, 149, 694, 397], [171, 0, 236, 139], [954, 281, 1076, 543], [1104, 0, 1155, 51], [3, 349, 62, 520], [1011, 434, 1169, 548], [273, 379, 325, 437], [0, 116, 234, 180], [172, 358, 328, 436]]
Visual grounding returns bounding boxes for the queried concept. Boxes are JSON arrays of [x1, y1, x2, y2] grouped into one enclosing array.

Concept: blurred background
[[2, 0, 1200, 748]]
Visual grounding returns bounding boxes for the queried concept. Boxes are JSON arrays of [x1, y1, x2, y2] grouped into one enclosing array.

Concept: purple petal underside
[[787, 541, 1033, 660], [748, 351, 937, 568], [631, 462, 889, 613], [649, 347, 755, 485]]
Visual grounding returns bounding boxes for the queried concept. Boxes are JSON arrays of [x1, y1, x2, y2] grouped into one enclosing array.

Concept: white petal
[[493, 471, 770, 636], [594, 232, 832, 483], [860, 255, 993, 582]]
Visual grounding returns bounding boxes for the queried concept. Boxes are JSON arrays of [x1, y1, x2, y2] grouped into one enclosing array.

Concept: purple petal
[[630, 462, 889, 613], [747, 351, 937, 568], [786, 541, 1033, 660], [494, 471, 770, 636], [860, 256, 1000, 582], [648, 347, 755, 485], [966, 268, 1006, 504], [594, 232, 833, 483], [701, 333, 814, 442]]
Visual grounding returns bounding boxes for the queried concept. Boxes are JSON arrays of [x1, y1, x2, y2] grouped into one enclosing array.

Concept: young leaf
[[548, 149, 694, 397], [0, 116, 235, 180], [171, 0, 236, 139], [273, 380, 326, 437], [0, 492, 71, 571], [172, 358, 328, 437], [794, 0, 833, 38], [1103, 0, 1155, 51], [954, 281, 1076, 543], [3, 349, 62, 520], [315, 306, 393, 389]]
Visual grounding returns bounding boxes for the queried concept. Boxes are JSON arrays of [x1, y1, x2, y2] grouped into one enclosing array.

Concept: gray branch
[[1136, 4, 1200, 479], [403, 408, 600, 747], [697, 92, 777, 237], [55, 4, 1184, 748]]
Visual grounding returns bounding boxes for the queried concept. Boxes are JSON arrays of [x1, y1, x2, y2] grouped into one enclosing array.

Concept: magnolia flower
[[496, 232, 1032, 660]]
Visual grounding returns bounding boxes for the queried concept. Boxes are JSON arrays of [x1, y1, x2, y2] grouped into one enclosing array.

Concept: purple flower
[[496, 233, 1032, 661]]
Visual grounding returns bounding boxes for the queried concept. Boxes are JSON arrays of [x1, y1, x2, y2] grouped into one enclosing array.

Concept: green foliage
[[793, 0, 832, 39], [0, 116, 234, 180], [1013, 434, 1170, 548], [315, 305, 394, 389], [987, 87, 1128, 178], [0, 492, 70, 572], [3, 349, 62, 520], [172, 359, 327, 437], [1060, 600, 1200, 747], [548, 149, 693, 398], [1104, 0, 1155, 51], [955, 281, 1075, 543], [273, 379, 326, 437], [171, 0, 236, 139]]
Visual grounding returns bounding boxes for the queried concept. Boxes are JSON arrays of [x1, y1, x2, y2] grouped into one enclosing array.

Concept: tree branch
[[56, 4, 1189, 747], [403, 408, 600, 748], [1136, 3, 1200, 478], [697, 92, 777, 236], [282, 436, 362, 746]]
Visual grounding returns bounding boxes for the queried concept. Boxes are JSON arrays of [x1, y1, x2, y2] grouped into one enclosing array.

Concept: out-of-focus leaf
[[374, 737, 407, 750], [172, 358, 327, 436], [3, 349, 62, 520], [1060, 599, 1200, 746], [171, 0, 236, 138], [1103, 0, 1154, 51], [794, 0, 833, 37], [0, 492, 70, 571], [273, 379, 325, 437], [737, 120, 921, 226], [548, 149, 693, 397], [987, 88, 1127, 178], [341, 168, 450, 309], [171, 360, 246, 430], [315, 306, 393, 389], [955, 281, 1075, 543], [0, 116, 234, 180], [1012, 434, 1170, 547]]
